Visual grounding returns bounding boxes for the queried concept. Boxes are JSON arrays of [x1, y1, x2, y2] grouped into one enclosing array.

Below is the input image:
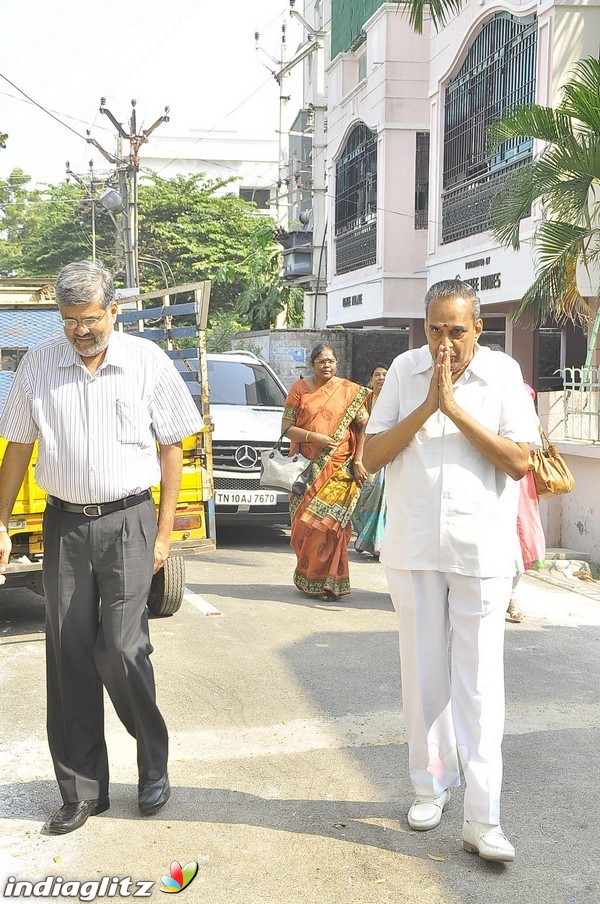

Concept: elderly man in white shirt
[[0, 261, 203, 836], [364, 279, 539, 863]]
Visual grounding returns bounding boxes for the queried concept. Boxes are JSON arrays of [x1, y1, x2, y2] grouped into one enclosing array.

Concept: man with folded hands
[[363, 279, 538, 863], [0, 261, 202, 834]]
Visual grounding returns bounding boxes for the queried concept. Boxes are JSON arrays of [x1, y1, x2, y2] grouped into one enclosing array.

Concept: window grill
[[442, 160, 527, 245], [442, 12, 537, 243], [335, 123, 378, 273], [415, 132, 430, 229], [562, 367, 600, 442]]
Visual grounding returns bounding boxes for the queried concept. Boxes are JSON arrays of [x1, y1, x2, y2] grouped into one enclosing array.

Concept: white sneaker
[[462, 821, 515, 862], [407, 790, 450, 831]]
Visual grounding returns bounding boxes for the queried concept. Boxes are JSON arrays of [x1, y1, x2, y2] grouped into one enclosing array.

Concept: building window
[[0, 348, 27, 372], [239, 187, 271, 210], [335, 123, 377, 274], [415, 132, 430, 229], [442, 13, 537, 243], [357, 49, 367, 82]]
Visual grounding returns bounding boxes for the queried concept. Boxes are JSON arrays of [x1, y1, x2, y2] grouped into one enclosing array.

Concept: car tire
[[147, 556, 186, 617]]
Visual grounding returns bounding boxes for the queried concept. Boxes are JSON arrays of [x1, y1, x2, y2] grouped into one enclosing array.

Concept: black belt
[[47, 489, 152, 517]]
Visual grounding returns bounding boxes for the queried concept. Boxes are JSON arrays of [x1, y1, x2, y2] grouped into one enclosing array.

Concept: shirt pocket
[[116, 399, 152, 445]]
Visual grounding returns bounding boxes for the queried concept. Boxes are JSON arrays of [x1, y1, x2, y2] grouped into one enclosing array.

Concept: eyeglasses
[[61, 308, 110, 330], [314, 358, 336, 366]]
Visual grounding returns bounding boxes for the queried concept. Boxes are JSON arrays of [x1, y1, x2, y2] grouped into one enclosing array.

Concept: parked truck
[[0, 280, 215, 616]]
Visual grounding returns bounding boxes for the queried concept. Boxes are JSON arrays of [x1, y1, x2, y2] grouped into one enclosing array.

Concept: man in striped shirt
[[0, 261, 203, 835]]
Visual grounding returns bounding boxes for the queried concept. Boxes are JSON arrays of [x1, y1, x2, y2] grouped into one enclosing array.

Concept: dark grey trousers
[[42, 497, 168, 804]]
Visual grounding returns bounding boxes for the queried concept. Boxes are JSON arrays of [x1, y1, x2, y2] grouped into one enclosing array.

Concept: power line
[[0, 72, 90, 143], [0, 182, 443, 230], [0, 89, 114, 134], [152, 74, 276, 176]]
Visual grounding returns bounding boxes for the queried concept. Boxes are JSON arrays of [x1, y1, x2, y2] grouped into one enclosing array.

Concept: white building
[[139, 130, 280, 213], [425, 0, 599, 384], [313, 0, 600, 561], [326, 3, 430, 328], [322, 0, 598, 383]]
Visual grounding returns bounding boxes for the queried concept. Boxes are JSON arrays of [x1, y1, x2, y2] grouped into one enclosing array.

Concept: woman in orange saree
[[281, 344, 370, 600]]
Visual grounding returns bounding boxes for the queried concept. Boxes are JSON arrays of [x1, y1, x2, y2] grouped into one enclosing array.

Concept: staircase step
[[545, 548, 591, 562]]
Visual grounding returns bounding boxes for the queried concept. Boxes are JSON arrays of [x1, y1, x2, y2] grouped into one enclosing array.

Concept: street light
[[99, 187, 137, 289], [98, 188, 125, 214]]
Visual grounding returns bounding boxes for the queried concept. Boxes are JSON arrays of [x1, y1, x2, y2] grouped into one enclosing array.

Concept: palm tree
[[487, 57, 600, 330], [396, 0, 464, 34]]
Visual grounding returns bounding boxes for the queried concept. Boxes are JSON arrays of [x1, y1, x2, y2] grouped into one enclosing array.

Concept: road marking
[[2, 703, 599, 776], [167, 702, 600, 762], [183, 589, 222, 616]]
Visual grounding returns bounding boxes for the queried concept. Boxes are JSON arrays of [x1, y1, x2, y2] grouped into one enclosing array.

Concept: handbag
[[260, 433, 313, 496], [529, 428, 575, 498]]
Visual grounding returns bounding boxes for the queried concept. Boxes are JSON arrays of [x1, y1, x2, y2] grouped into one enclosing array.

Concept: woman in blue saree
[[352, 364, 388, 559]]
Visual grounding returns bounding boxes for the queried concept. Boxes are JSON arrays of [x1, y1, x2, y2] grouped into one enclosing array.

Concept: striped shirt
[[0, 330, 203, 504]]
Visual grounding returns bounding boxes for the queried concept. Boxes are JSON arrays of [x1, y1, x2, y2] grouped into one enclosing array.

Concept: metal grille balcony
[[335, 222, 377, 274], [441, 161, 526, 244]]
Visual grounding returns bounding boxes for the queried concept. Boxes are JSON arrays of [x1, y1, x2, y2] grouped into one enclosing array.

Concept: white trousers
[[385, 568, 510, 824]]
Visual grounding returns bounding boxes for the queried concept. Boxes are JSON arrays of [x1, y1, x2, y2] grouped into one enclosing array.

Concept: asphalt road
[[1, 524, 599, 904]]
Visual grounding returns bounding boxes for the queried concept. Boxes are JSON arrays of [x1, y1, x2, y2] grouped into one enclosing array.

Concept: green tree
[[0, 169, 300, 327], [488, 57, 600, 327], [0, 170, 116, 275], [217, 217, 304, 330], [137, 172, 268, 313], [205, 311, 247, 353]]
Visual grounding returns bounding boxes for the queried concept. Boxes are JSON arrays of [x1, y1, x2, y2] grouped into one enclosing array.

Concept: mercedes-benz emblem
[[234, 444, 259, 469]]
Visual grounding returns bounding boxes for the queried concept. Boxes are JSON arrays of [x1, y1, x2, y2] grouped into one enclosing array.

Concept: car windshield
[[208, 360, 286, 406]]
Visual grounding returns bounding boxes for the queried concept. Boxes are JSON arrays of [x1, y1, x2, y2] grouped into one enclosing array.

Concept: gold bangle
[[354, 460, 362, 465], [305, 431, 311, 443]]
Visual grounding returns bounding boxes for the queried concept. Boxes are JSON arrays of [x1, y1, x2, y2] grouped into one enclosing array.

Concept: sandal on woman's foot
[[507, 599, 524, 623], [319, 590, 337, 601]]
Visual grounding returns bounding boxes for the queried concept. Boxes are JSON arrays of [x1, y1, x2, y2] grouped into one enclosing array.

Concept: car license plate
[[215, 491, 278, 506]]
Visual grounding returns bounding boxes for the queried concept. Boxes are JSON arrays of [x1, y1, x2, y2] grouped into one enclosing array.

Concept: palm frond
[[512, 258, 591, 327], [512, 215, 596, 327], [541, 140, 600, 184], [533, 221, 588, 268], [487, 106, 571, 155], [559, 58, 600, 134], [490, 165, 536, 250], [396, 0, 465, 35], [511, 271, 555, 327]]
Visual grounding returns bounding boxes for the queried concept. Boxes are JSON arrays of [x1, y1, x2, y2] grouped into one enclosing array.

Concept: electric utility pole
[[66, 159, 98, 262], [86, 99, 170, 288], [273, 0, 328, 328]]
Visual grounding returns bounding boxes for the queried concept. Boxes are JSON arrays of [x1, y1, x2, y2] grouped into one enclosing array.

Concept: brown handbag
[[529, 428, 575, 498]]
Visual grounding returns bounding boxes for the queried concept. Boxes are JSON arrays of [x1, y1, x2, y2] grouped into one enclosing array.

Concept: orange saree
[[284, 377, 370, 597]]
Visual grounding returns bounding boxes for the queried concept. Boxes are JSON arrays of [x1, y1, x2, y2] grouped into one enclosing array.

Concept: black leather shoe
[[48, 797, 110, 835], [138, 774, 171, 816]]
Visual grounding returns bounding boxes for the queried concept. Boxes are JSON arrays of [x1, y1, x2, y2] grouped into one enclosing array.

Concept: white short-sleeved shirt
[[366, 344, 540, 578], [0, 330, 204, 504]]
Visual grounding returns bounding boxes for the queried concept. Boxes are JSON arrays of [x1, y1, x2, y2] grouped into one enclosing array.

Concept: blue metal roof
[[0, 309, 63, 411]]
